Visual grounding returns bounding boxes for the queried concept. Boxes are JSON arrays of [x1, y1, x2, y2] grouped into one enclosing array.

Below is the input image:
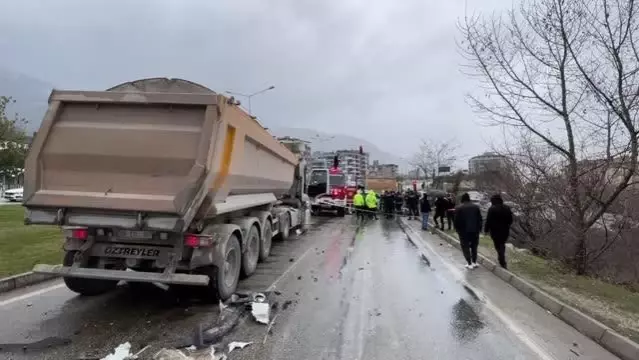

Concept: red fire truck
[[307, 157, 347, 217]]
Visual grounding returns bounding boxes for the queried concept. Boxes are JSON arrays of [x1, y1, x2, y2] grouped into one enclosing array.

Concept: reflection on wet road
[[230, 219, 544, 360], [0, 217, 620, 359]]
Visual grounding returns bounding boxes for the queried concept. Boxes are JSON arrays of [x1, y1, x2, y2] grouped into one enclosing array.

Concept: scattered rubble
[[282, 300, 294, 310], [227, 341, 252, 353], [100, 342, 140, 360], [153, 346, 222, 360]]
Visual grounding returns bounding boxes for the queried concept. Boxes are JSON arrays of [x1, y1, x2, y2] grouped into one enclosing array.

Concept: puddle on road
[[450, 299, 486, 343]]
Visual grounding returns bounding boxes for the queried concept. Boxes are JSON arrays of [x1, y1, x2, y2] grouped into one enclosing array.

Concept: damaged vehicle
[[23, 78, 311, 300]]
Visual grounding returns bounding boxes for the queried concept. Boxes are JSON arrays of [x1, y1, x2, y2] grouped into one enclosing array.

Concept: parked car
[[4, 187, 23, 202]]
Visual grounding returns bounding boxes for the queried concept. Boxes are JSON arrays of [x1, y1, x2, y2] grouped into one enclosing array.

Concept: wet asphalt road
[[0, 216, 620, 359]]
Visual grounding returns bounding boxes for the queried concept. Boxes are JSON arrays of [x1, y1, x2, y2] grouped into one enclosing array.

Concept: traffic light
[[333, 155, 339, 168], [359, 146, 363, 155]]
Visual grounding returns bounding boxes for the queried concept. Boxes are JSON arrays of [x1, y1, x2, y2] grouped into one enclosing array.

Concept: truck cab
[[308, 166, 347, 217]]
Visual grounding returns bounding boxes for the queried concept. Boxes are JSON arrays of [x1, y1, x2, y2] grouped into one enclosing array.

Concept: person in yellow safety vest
[[365, 190, 378, 220], [353, 189, 366, 220]]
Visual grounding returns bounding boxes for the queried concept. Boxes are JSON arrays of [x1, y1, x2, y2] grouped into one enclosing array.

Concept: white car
[[4, 187, 23, 202]]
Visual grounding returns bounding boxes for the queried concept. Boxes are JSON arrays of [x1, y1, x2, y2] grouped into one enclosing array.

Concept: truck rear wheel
[[62, 251, 118, 296], [276, 213, 290, 241], [241, 225, 260, 278], [202, 234, 241, 301], [259, 220, 273, 262]]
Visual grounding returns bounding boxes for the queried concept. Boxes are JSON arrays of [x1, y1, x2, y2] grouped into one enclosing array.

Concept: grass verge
[[439, 228, 639, 343], [0, 205, 62, 278]]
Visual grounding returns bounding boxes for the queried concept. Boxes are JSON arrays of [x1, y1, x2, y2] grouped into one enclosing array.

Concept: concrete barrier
[[0, 271, 59, 295], [403, 221, 639, 360]]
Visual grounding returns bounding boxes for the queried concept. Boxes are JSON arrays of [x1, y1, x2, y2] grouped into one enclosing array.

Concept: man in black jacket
[[420, 194, 431, 230], [484, 194, 514, 269], [434, 196, 447, 230], [454, 193, 483, 269], [445, 194, 456, 230], [407, 190, 420, 220]]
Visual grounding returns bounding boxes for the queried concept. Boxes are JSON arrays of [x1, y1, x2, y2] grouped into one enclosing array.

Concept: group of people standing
[[351, 187, 514, 270], [351, 188, 379, 220]]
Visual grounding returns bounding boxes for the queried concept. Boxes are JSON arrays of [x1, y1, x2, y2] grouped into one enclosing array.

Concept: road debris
[[153, 346, 222, 360], [251, 293, 270, 324], [262, 314, 279, 344], [228, 341, 252, 353], [282, 300, 294, 310], [100, 342, 135, 360]]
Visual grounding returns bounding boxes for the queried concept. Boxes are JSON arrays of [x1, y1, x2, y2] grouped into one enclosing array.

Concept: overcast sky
[[0, 0, 509, 162]]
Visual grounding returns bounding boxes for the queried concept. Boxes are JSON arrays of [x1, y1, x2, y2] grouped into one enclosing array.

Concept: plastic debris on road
[[228, 341, 252, 353], [153, 346, 224, 360], [251, 293, 270, 324], [100, 342, 134, 360]]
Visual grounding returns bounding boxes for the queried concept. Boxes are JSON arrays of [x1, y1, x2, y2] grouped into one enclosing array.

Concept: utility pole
[[225, 86, 275, 116]]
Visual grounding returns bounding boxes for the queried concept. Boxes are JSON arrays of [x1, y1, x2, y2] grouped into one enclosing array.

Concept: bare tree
[[410, 138, 459, 180], [0, 96, 27, 186], [460, 0, 639, 274]]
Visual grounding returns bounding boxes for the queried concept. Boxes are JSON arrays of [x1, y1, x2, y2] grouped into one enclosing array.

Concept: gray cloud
[[0, 0, 508, 164]]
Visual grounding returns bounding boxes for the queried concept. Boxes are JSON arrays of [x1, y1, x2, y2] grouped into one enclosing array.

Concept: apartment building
[[468, 152, 507, 174], [368, 160, 399, 178], [312, 149, 369, 186]]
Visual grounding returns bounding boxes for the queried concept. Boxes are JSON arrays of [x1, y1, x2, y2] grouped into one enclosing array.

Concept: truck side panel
[[24, 92, 217, 215]]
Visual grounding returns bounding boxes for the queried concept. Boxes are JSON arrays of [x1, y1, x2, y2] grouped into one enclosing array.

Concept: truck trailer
[[23, 78, 311, 300]]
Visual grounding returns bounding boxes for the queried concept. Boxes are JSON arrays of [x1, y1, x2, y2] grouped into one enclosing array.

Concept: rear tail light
[[184, 233, 215, 248], [64, 227, 89, 240], [331, 187, 346, 199]]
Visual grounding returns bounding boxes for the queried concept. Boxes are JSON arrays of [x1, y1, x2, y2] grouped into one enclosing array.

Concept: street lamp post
[[225, 85, 275, 116]]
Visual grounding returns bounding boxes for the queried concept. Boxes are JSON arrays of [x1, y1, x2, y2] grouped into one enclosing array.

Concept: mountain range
[[0, 68, 407, 167]]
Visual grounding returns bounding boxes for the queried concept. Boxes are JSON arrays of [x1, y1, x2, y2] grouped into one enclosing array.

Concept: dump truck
[[24, 78, 311, 300], [366, 178, 398, 193]]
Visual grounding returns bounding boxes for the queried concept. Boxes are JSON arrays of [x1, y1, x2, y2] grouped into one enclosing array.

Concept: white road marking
[[402, 223, 555, 360], [0, 283, 65, 307], [267, 245, 314, 291]]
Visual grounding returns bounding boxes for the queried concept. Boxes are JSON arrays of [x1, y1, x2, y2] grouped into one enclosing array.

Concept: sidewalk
[[398, 218, 622, 360], [431, 225, 639, 345]]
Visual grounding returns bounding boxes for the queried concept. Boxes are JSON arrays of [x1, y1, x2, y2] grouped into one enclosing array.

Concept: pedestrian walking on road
[[353, 189, 366, 221], [434, 196, 447, 230], [420, 194, 431, 230], [484, 194, 513, 269], [454, 193, 483, 269]]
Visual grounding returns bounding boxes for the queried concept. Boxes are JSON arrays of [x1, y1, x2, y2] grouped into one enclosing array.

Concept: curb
[[0, 271, 59, 295], [400, 219, 639, 360]]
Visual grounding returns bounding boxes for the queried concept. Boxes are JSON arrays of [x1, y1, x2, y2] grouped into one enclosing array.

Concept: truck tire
[[241, 225, 260, 278], [276, 213, 290, 241], [202, 234, 241, 301], [336, 207, 345, 217], [258, 220, 273, 262], [62, 251, 118, 296]]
